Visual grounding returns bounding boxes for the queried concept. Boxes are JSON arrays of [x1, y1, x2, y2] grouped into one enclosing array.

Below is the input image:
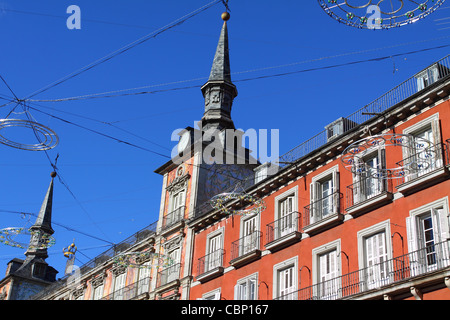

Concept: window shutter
[[332, 171, 340, 214], [406, 217, 418, 253], [213, 292, 221, 300], [431, 118, 443, 167], [234, 284, 239, 300], [310, 182, 320, 221], [436, 208, 449, 241]]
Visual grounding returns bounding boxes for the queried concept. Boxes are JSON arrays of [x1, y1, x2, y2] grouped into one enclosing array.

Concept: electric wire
[[23, 0, 222, 101]]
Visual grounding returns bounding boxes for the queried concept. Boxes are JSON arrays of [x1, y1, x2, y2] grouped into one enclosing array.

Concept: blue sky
[[0, 0, 449, 279]]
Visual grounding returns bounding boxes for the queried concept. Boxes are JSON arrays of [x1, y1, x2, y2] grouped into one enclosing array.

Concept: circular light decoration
[[341, 133, 438, 179], [0, 227, 56, 250], [209, 192, 267, 216], [318, 0, 446, 29], [113, 252, 175, 269], [0, 119, 59, 151]]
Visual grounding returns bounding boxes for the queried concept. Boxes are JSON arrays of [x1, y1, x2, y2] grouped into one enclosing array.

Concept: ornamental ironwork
[[318, 0, 446, 29]]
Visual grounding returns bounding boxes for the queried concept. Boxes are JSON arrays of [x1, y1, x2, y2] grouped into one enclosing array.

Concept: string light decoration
[[209, 192, 267, 216], [340, 133, 439, 179], [113, 251, 175, 269], [0, 118, 59, 151], [318, 0, 446, 29], [0, 227, 56, 249]]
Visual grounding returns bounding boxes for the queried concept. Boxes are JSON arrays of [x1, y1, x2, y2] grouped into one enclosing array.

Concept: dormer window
[[32, 263, 46, 278], [416, 65, 439, 91]]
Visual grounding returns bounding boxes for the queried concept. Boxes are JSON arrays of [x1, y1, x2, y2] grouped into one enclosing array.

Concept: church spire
[[201, 12, 238, 131], [24, 171, 56, 260]]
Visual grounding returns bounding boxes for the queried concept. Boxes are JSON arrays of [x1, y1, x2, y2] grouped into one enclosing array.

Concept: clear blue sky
[[0, 0, 449, 279]]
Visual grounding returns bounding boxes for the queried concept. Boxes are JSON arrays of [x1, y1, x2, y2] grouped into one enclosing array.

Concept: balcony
[[395, 142, 450, 196], [197, 249, 225, 283], [346, 175, 393, 217], [303, 192, 343, 235], [265, 212, 302, 252], [156, 263, 181, 292], [274, 240, 450, 300], [101, 277, 151, 300], [230, 231, 262, 268], [161, 206, 185, 235]]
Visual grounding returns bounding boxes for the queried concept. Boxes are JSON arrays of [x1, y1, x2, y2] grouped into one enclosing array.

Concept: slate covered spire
[[14, 172, 58, 282], [201, 12, 238, 131]]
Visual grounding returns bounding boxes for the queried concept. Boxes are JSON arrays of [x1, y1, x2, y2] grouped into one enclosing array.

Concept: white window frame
[[234, 273, 258, 300], [406, 197, 450, 275], [357, 220, 392, 290], [205, 227, 224, 272], [310, 166, 340, 224], [200, 288, 221, 300], [402, 113, 442, 181], [312, 239, 341, 300], [239, 211, 260, 256], [113, 271, 127, 300], [273, 256, 298, 300], [93, 282, 104, 300]]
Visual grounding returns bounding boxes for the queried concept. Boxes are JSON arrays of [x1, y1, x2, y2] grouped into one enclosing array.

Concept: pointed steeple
[[24, 171, 56, 260], [201, 12, 238, 131], [13, 172, 58, 283]]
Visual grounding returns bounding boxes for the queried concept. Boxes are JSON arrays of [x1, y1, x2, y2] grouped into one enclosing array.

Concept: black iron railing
[[156, 263, 181, 287], [162, 206, 185, 229], [101, 277, 151, 300], [346, 174, 392, 208], [275, 240, 450, 300], [304, 192, 341, 227], [197, 249, 225, 276], [266, 212, 301, 244], [231, 231, 262, 261]]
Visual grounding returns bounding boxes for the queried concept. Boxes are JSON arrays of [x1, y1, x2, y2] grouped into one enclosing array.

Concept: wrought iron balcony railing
[[156, 263, 181, 287], [395, 142, 448, 183], [197, 249, 225, 276], [304, 192, 341, 228], [266, 212, 301, 244], [231, 231, 262, 261], [101, 277, 151, 300], [162, 206, 185, 229], [275, 240, 450, 300], [346, 174, 392, 208]]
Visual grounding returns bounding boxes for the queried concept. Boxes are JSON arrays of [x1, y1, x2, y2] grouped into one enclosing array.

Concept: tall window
[[166, 247, 181, 283], [235, 274, 257, 300], [242, 215, 258, 255], [113, 272, 127, 300], [318, 250, 338, 299], [352, 149, 385, 204], [278, 266, 295, 300], [137, 261, 151, 296], [310, 168, 339, 223], [407, 200, 450, 275], [93, 282, 104, 300], [206, 233, 222, 271], [364, 232, 389, 289], [279, 196, 295, 237], [403, 113, 442, 181]]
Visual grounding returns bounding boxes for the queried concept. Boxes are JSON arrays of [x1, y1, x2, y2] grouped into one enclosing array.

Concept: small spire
[[30, 172, 56, 236], [208, 13, 232, 83]]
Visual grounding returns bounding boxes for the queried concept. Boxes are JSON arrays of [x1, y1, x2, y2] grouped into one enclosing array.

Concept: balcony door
[[365, 232, 389, 290], [318, 250, 339, 299], [279, 196, 295, 237], [166, 248, 180, 283], [206, 234, 222, 272], [242, 216, 258, 255]]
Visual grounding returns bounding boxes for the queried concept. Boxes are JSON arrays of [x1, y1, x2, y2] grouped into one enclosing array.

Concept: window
[[309, 167, 339, 224], [312, 239, 341, 300], [241, 214, 259, 255], [32, 263, 46, 278], [402, 113, 442, 181], [406, 198, 450, 274], [113, 272, 127, 300], [364, 232, 389, 289], [318, 250, 338, 299], [279, 195, 295, 237], [166, 247, 181, 283], [137, 261, 151, 296], [357, 220, 392, 291], [93, 282, 104, 300], [352, 148, 386, 204], [416, 65, 439, 91], [278, 266, 295, 300], [200, 289, 221, 300], [171, 190, 185, 212], [235, 274, 258, 300], [273, 257, 297, 300], [206, 232, 223, 271]]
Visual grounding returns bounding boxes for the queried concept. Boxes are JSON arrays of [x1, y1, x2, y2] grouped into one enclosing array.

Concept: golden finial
[[222, 12, 230, 21]]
